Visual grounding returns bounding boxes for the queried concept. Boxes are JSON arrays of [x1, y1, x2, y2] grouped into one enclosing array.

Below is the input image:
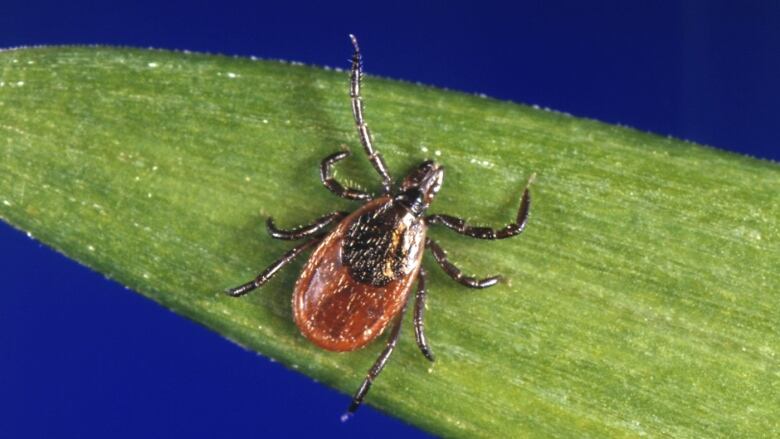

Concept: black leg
[[225, 237, 321, 297], [320, 151, 372, 201], [348, 34, 393, 194], [267, 211, 346, 240], [413, 267, 435, 362], [342, 301, 408, 420], [426, 238, 501, 288], [426, 175, 533, 240]]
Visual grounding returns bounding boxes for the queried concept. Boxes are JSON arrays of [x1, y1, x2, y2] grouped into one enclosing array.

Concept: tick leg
[[320, 151, 372, 201], [413, 267, 435, 362], [343, 302, 408, 419], [426, 238, 501, 288], [349, 34, 393, 194], [266, 211, 346, 240], [426, 175, 533, 240], [225, 238, 321, 297]]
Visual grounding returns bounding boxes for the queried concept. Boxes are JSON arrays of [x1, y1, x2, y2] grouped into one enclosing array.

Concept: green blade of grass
[[1, 47, 778, 438]]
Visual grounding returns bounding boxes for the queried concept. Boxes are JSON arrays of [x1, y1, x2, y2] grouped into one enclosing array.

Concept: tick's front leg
[[348, 34, 393, 194], [426, 174, 533, 240]]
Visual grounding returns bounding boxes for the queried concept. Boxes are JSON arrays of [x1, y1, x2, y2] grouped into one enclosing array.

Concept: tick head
[[397, 160, 445, 215]]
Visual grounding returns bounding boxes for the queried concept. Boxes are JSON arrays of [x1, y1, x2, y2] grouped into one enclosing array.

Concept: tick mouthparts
[[420, 164, 444, 192]]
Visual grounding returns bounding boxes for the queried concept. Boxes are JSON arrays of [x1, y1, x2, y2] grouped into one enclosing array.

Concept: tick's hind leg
[[426, 238, 501, 288], [267, 211, 346, 240], [320, 151, 372, 201], [343, 302, 408, 420], [413, 267, 435, 361], [225, 237, 321, 297], [426, 174, 533, 240]]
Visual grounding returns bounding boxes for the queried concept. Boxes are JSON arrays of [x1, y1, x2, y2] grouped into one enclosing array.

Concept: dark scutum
[[342, 202, 408, 286]]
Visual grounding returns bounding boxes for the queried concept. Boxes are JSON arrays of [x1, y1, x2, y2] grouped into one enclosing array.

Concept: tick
[[225, 35, 533, 417]]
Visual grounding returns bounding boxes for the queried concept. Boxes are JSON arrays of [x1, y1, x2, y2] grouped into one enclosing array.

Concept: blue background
[[1, 1, 777, 438]]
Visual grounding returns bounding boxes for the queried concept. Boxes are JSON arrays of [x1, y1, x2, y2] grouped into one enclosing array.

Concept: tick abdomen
[[293, 197, 426, 352]]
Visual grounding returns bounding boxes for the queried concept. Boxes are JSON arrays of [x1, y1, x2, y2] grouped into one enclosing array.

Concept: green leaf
[[1, 47, 778, 438]]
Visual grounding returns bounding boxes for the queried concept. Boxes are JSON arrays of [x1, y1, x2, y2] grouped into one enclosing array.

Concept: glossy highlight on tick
[[225, 34, 533, 418]]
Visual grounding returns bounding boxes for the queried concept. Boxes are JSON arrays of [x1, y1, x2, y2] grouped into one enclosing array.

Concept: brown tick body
[[294, 196, 427, 352], [225, 35, 533, 418]]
